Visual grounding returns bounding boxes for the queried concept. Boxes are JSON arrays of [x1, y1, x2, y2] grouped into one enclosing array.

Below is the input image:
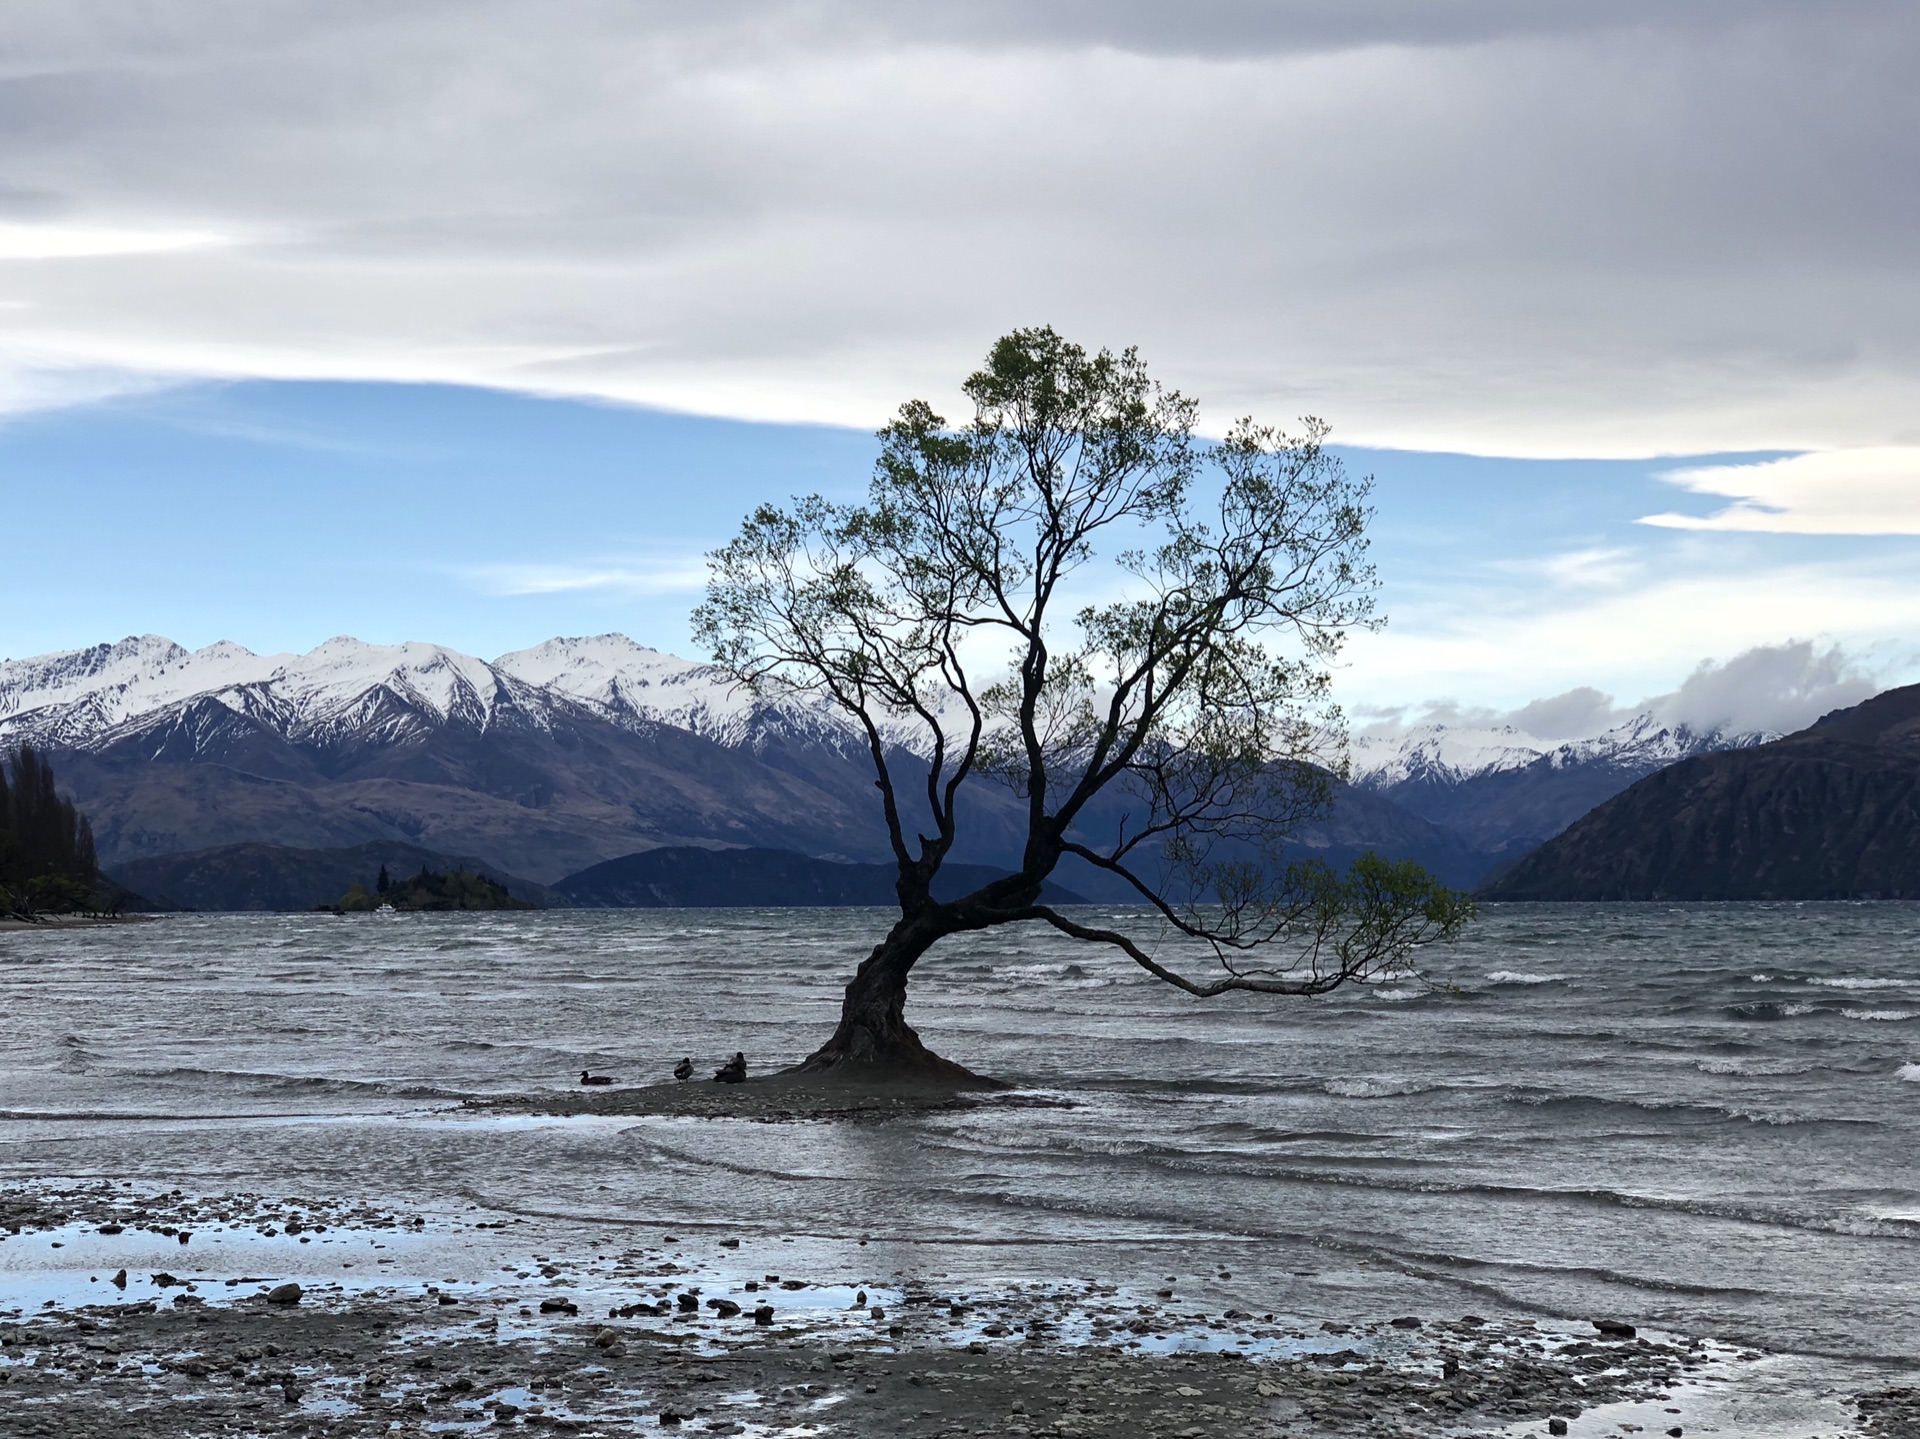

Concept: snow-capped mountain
[[493, 634, 868, 755], [1, 631, 1766, 891], [0, 632, 980, 768], [0, 633, 1018, 884], [0, 633, 842, 756], [1349, 711, 1766, 791], [1348, 711, 1770, 854]]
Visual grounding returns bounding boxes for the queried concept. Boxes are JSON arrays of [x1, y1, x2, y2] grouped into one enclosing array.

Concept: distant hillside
[[1482, 685, 1920, 900], [107, 841, 557, 912], [553, 846, 1089, 908]]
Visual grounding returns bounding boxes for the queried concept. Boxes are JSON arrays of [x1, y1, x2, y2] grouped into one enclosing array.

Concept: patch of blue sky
[[6, 380, 1916, 710]]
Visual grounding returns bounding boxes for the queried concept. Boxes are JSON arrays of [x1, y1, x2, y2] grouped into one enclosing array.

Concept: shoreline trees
[[0, 745, 103, 917]]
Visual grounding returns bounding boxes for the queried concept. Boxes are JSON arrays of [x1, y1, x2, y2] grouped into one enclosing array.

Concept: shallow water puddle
[[1496, 1345, 1860, 1439]]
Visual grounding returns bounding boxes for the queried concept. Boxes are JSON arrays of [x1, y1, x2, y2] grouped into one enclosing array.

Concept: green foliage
[[325, 866, 532, 913], [0, 745, 105, 918], [696, 326, 1472, 999], [335, 883, 377, 912]]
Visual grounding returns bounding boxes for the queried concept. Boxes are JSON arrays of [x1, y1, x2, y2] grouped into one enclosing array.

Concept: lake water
[[1, 903, 1915, 1376]]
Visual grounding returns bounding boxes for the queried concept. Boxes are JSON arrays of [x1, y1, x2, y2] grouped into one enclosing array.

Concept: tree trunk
[[797, 914, 995, 1085]]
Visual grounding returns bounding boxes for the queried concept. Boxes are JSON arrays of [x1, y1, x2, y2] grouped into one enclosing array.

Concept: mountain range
[[1349, 713, 1770, 864], [1485, 684, 1920, 900], [0, 633, 1769, 905]]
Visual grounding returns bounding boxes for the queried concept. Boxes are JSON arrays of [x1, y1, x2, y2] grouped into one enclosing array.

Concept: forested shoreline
[[0, 745, 105, 917]]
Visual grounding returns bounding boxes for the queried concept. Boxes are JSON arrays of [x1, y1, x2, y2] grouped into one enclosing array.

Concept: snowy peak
[[268, 638, 512, 739], [496, 633, 872, 752], [1350, 710, 1766, 790], [0, 636, 278, 746], [0, 632, 860, 757], [0, 634, 194, 720], [11, 631, 1765, 784], [496, 634, 743, 727], [0, 635, 554, 749]]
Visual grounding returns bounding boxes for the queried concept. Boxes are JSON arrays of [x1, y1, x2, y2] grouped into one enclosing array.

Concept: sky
[[3, 2, 1918, 734]]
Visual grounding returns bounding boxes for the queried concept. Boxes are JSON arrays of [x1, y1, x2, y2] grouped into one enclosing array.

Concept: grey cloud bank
[[0, 1, 1917, 457], [1369, 641, 1884, 746]]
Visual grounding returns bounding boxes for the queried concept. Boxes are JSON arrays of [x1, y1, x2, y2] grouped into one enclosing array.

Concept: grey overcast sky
[[4, 2, 1917, 456], [4, 2, 1919, 724]]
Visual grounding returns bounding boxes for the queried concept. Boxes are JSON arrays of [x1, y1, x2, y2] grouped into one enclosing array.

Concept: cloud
[[1642, 448, 1920, 534], [1647, 641, 1879, 735], [1342, 536, 1920, 719], [0, 3, 1916, 458], [0, 222, 232, 260], [1362, 639, 1885, 746], [462, 559, 709, 597], [1504, 686, 1619, 740]]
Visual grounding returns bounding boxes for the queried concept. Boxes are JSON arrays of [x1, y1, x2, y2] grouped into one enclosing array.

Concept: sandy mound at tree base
[[472, 1062, 1025, 1121]]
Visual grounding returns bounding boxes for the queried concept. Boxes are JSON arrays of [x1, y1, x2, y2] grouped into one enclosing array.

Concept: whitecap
[[1322, 1076, 1430, 1098], [1485, 971, 1568, 985], [1843, 1009, 1917, 1022], [1896, 1063, 1920, 1083], [1696, 1057, 1816, 1076], [1810, 977, 1909, 991]]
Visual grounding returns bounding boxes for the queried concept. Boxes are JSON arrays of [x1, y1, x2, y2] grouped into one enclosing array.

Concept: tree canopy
[[0, 745, 103, 918], [696, 327, 1471, 1075]]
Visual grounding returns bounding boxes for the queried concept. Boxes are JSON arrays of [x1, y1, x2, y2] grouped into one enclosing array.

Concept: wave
[[1810, 977, 1910, 991], [1321, 1076, 1434, 1099], [1484, 971, 1569, 985], [1899, 1063, 1920, 1083], [1695, 1057, 1818, 1076], [929, 1148, 1920, 1245], [1843, 1009, 1917, 1022], [1724, 1000, 1824, 1019], [112, 1064, 468, 1099], [1501, 1088, 1866, 1127], [984, 961, 1119, 989], [1193, 1122, 1397, 1145]]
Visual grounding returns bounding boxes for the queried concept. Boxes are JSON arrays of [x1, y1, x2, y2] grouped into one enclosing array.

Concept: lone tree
[[695, 327, 1470, 1081]]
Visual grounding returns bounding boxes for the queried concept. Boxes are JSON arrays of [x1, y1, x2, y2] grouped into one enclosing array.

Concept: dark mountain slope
[[107, 841, 560, 912], [1483, 685, 1920, 900], [51, 694, 920, 882], [51, 691, 1491, 893], [1281, 780, 1490, 890], [1382, 757, 1694, 858]]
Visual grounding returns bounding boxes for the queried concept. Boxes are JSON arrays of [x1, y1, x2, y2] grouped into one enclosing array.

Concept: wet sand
[[3, 1180, 1904, 1439], [473, 1070, 1031, 1122]]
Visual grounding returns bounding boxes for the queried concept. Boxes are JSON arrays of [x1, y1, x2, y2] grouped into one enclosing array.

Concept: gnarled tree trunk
[[797, 913, 997, 1086]]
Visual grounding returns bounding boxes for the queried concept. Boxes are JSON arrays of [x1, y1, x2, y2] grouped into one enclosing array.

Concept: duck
[[579, 1069, 614, 1086], [713, 1052, 747, 1084], [673, 1057, 694, 1082]]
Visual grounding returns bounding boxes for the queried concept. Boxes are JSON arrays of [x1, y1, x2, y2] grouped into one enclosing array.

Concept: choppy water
[[1, 903, 1916, 1369]]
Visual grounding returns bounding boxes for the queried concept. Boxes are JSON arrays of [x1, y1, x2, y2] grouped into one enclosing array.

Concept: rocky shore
[[0, 1298, 1715, 1439], [2, 1181, 1901, 1439]]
